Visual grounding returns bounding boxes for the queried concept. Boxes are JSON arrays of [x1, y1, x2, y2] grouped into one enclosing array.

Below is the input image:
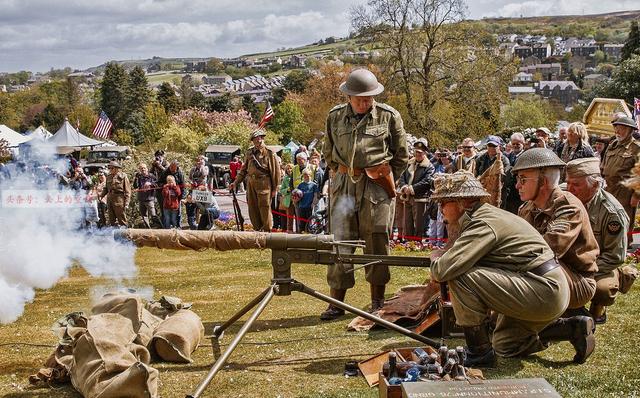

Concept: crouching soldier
[[429, 171, 573, 367], [565, 157, 639, 323]]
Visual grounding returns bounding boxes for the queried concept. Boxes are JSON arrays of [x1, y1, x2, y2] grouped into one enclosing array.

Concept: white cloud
[[471, 0, 639, 18]]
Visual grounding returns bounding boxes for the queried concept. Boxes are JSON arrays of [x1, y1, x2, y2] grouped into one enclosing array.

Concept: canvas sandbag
[[70, 313, 158, 398], [92, 293, 162, 347], [151, 309, 203, 363], [145, 295, 192, 319]]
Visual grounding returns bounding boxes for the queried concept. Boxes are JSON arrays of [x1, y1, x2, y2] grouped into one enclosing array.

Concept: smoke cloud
[[0, 142, 137, 324]]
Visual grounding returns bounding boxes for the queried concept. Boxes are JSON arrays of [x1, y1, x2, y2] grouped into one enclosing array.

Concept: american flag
[[634, 97, 640, 130], [258, 101, 274, 128], [92, 111, 113, 139]]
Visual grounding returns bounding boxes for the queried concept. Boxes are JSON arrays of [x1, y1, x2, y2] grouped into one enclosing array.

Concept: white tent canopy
[[0, 124, 32, 147], [48, 119, 103, 147], [26, 125, 53, 141]]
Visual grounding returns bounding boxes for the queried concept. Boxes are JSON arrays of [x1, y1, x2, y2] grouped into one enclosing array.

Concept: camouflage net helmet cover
[[430, 171, 490, 202], [512, 148, 565, 172]]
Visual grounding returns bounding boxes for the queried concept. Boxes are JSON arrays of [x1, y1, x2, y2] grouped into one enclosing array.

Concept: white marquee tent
[[0, 124, 32, 147], [48, 119, 103, 147]]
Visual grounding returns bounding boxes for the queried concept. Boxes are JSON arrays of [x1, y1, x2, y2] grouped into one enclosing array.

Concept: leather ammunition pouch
[[365, 163, 396, 199]]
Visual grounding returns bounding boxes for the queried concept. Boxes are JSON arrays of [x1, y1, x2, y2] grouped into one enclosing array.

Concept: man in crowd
[[229, 129, 281, 232], [229, 155, 243, 192], [398, 138, 434, 239], [322, 68, 409, 320], [158, 160, 186, 227], [133, 162, 158, 228], [601, 116, 640, 244], [475, 135, 510, 177], [100, 160, 131, 227], [514, 148, 597, 363], [504, 133, 526, 213], [535, 127, 552, 148], [429, 171, 570, 367], [186, 155, 209, 229], [455, 138, 477, 174], [150, 149, 169, 222], [554, 127, 568, 156], [565, 157, 638, 324]]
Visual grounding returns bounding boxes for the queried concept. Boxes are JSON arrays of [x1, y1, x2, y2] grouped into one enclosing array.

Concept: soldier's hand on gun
[[229, 182, 235, 192]]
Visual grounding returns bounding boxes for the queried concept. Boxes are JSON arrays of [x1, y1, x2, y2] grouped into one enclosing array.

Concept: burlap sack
[[145, 295, 192, 319], [70, 313, 158, 398], [151, 309, 204, 363], [92, 293, 162, 347]]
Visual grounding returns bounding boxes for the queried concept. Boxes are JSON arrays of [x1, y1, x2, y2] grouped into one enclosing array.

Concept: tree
[[127, 66, 151, 117], [283, 70, 311, 93], [499, 98, 556, 131], [157, 82, 181, 114], [591, 55, 640, 104], [241, 95, 260, 123], [593, 50, 606, 65], [204, 58, 225, 75], [100, 62, 128, 128], [269, 100, 310, 144], [205, 93, 233, 112], [157, 123, 206, 157], [139, 103, 170, 144], [621, 21, 640, 62], [179, 75, 196, 109], [350, 0, 516, 145]]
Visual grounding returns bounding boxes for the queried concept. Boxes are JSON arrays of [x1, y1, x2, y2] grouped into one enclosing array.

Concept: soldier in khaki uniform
[[230, 129, 280, 232], [601, 116, 640, 243], [100, 160, 131, 227], [321, 68, 409, 320], [429, 171, 575, 367], [565, 157, 638, 324], [514, 148, 599, 311]]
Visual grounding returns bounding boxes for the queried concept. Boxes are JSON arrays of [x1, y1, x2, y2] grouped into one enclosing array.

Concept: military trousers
[[327, 172, 393, 290], [246, 175, 272, 232], [448, 266, 569, 357], [560, 264, 596, 309], [593, 266, 639, 307], [107, 195, 128, 227]]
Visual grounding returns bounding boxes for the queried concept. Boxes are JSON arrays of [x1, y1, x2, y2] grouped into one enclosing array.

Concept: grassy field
[[0, 247, 639, 398]]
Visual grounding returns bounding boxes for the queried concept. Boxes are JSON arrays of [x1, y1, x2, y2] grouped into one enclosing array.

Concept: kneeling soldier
[[429, 171, 572, 367], [565, 157, 638, 323]]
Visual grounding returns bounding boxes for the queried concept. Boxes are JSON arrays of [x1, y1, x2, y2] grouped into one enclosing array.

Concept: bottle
[[438, 346, 449, 365], [412, 348, 430, 364], [388, 352, 398, 379], [383, 361, 443, 378]]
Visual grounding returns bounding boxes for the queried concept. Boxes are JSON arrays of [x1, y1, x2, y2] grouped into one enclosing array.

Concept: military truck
[[204, 144, 241, 188], [82, 146, 131, 175]]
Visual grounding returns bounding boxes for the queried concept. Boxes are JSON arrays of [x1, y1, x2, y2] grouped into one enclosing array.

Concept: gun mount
[[115, 229, 437, 398]]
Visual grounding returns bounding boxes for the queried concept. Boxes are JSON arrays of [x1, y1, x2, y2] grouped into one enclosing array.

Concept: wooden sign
[[402, 378, 561, 398]]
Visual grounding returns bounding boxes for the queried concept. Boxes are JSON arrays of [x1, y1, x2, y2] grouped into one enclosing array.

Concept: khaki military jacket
[[519, 187, 599, 275], [102, 171, 131, 203], [455, 155, 477, 175], [586, 188, 629, 275], [323, 101, 409, 180], [602, 134, 640, 204], [431, 203, 555, 282], [235, 145, 280, 192]]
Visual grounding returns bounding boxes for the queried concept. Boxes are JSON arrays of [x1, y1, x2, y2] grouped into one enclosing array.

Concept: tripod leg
[[187, 284, 276, 398], [298, 283, 441, 348], [213, 286, 272, 338]]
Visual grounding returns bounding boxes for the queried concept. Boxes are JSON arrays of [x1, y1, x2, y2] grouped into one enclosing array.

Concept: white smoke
[[0, 142, 137, 324]]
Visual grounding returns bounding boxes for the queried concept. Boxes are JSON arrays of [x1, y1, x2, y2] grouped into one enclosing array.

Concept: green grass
[[146, 72, 208, 86], [1, 247, 639, 397]]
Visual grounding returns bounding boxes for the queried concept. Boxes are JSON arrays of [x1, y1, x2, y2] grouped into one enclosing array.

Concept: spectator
[[398, 139, 435, 239], [193, 184, 220, 230], [162, 175, 181, 229], [295, 169, 318, 233], [229, 155, 243, 192], [150, 150, 169, 219], [159, 160, 186, 227], [186, 156, 209, 229], [505, 133, 526, 214], [455, 138, 477, 174], [133, 163, 158, 228], [534, 127, 551, 148], [278, 163, 295, 232], [559, 122, 595, 163], [593, 136, 610, 160]]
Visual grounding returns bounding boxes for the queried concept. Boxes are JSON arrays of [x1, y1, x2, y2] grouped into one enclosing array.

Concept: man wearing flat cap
[[535, 127, 551, 148], [601, 116, 640, 242], [429, 171, 571, 367], [398, 138, 435, 239], [100, 160, 131, 227], [566, 157, 638, 324], [321, 68, 409, 320], [230, 129, 280, 231]]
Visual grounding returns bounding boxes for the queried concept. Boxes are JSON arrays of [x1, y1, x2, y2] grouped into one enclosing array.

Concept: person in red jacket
[[229, 155, 243, 192], [162, 175, 182, 228]]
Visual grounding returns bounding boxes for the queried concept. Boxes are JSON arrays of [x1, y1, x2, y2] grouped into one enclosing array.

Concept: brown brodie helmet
[[339, 69, 384, 96], [430, 171, 490, 202]]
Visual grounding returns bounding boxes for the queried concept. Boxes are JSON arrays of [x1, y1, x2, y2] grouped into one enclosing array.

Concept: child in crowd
[[162, 175, 181, 229], [295, 169, 318, 233]]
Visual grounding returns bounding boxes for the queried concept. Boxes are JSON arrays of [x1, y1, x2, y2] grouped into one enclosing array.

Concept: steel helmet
[[512, 148, 565, 172], [249, 129, 267, 141], [339, 69, 384, 96]]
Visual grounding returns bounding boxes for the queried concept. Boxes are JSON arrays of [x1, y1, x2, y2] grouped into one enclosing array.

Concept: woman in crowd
[[560, 122, 595, 163]]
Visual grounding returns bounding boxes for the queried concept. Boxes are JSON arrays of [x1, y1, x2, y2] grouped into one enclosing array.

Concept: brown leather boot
[[370, 284, 386, 312], [462, 322, 496, 368], [320, 289, 347, 321], [539, 316, 595, 364], [589, 303, 607, 324]]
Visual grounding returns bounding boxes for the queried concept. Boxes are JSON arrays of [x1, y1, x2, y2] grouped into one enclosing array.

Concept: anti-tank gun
[[114, 229, 439, 398]]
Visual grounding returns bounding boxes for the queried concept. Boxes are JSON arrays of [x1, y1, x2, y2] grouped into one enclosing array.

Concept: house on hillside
[[603, 44, 623, 61], [513, 72, 533, 84], [532, 44, 551, 59], [520, 63, 562, 81], [535, 80, 581, 106], [521, 56, 541, 67], [508, 86, 537, 99], [583, 74, 608, 90], [203, 74, 232, 86], [514, 46, 532, 59]]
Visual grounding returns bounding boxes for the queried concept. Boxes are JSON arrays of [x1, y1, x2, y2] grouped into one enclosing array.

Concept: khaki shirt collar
[[346, 100, 377, 124], [612, 133, 632, 149], [458, 202, 484, 230], [537, 186, 564, 217], [585, 188, 602, 212]]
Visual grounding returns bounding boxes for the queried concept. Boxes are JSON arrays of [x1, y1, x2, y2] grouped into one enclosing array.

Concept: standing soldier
[[601, 116, 640, 244], [229, 129, 280, 232], [321, 68, 409, 320], [565, 158, 638, 323], [101, 160, 131, 227]]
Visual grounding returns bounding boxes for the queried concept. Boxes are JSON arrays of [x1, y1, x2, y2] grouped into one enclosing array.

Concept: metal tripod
[[186, 248, 441, 398]]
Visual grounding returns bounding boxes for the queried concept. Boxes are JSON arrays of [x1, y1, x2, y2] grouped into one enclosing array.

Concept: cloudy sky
[[1, 0, 637, 73]]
